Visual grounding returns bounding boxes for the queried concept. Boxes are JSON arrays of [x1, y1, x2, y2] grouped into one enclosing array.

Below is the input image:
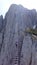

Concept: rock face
[[0, 4, 37, 65]]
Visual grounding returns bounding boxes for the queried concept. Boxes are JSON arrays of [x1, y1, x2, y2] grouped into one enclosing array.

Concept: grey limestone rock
[[0, 4, 37, 65]]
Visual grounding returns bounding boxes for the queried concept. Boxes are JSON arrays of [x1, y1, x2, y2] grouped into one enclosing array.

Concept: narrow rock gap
[[18, 33, 24, 65]]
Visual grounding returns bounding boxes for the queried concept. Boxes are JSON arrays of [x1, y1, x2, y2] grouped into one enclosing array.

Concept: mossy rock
[[25, 27, 37, 36]]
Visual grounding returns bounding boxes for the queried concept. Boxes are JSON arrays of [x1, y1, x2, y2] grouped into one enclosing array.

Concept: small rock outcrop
[[0, 4, 37, 65]]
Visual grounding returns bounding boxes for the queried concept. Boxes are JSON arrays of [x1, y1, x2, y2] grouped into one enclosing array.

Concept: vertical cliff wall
[[0, 4, 37, 65]]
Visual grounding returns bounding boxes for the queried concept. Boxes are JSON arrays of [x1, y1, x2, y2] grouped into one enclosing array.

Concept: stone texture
[[0, 15, 4, 53], [0, 4, 37, 65]]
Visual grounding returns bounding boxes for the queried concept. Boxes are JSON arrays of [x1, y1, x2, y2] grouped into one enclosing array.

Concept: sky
[[0, 0, 37, 18]]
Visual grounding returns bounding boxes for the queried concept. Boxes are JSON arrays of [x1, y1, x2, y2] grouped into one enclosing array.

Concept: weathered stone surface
[[0, 4, 37, 65], [0, 15, 3, 32], [0, 15, 4, 53]]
